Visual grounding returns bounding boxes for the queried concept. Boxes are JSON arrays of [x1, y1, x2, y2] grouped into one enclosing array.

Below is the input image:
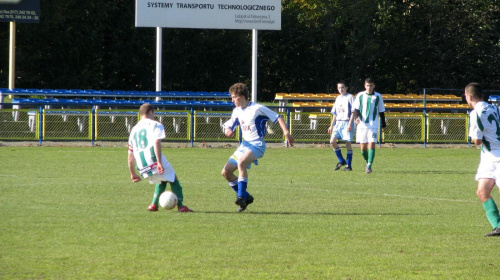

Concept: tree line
[[0, 0, 499, 101]]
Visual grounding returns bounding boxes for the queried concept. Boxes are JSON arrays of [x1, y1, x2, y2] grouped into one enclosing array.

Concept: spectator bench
[[276, 93, 463, 110]]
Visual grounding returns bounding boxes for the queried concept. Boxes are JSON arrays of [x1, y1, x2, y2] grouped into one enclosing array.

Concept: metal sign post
[[0, 0, 40, 108], [135, 0, 281, 101]]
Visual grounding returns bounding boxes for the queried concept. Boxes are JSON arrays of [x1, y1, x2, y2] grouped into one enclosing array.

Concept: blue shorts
[[330, 120, 354, 142], [228, 139, 266, 169]]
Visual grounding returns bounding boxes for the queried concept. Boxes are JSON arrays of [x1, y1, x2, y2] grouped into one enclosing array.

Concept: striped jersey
[[223, 102, 281, 141], [331, 93, 355, 121], [353, 91, 385, 129], [128, 118, 166, 178], [469, 101, 500, 157]]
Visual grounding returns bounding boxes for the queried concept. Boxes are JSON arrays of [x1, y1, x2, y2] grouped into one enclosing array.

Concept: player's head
[[337, 81, 348, 95], [139, 103, 154, 118], [464, 82, 483, 103], [229, 83, 249, 100], [364, 78, 376, 93]]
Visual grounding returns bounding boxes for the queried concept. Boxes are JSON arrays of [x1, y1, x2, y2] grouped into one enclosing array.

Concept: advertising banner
[[136, 0, 281, 30], [0, 0, 40, 23]]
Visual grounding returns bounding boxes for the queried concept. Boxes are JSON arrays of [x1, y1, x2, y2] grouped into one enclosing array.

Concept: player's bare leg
[[222, 162, 239, 193]]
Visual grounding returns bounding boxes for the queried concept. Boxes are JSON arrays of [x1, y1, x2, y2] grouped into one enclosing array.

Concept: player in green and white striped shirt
[[348, 78, 386, 173], [465, 82, 500, 237], [128, 103, 193, 212]]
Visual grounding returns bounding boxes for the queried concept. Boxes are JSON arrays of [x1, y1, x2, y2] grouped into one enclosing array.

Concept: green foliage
[[1, 145, 499, 279], [0, 0, 499, 100]]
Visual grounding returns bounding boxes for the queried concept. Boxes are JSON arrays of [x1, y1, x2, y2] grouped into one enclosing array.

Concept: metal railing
[[0, 103, 471, 147]]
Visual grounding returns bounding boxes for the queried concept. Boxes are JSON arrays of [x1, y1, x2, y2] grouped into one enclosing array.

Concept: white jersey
[[128, 118, 168, 178], [223, 102, 281, 141], [469, 101, 500, 158], [353, 91, 385, 129], [331, 93, 355, 121]]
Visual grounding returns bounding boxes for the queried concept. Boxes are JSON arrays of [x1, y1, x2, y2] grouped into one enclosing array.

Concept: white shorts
[[330, 121, 354, 142], [228, 139, 266, 168], [145, 157, 176, 184], [475, 156, 500, 187], [356, 126, 378, 143]]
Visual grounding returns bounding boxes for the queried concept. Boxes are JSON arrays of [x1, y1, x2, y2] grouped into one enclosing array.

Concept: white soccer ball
[[159, 191, 178, 210]]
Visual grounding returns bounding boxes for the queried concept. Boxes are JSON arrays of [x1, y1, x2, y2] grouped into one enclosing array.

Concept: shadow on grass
[[196, 211, 432, 216], [385, 170, 473, 175]]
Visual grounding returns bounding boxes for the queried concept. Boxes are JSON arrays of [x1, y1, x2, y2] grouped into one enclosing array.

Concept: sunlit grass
[[0, 145, 497, 279]]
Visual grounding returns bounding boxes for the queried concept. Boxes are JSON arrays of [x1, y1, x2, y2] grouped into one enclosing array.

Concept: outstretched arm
[[277, 117, 294, 146]]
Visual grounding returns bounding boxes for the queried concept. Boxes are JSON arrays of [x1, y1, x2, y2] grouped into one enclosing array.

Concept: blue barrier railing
[[0, 88, 231, 99], [11, 98, 234, 107]]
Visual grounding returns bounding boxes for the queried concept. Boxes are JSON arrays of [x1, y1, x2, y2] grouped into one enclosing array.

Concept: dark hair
[[139, 103, 154, 116], [229, 83, 249, 100], [337, 81, 348, 87], [465, 82, 483, 100], [365, 77, 375, 84]]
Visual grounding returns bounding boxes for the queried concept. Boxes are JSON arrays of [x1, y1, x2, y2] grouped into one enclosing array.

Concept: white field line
[[276, 185, 476, 203], [359, 192, 475, 203]]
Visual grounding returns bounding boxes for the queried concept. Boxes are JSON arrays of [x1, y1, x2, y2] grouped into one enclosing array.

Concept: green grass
[[1, 145, 499, 279]]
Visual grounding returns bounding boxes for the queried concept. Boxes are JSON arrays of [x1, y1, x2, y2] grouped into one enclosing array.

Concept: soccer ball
[[159, 191, 178, 210]]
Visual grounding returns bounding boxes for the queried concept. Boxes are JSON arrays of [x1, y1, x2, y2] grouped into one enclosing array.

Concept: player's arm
[[277, 117, 294, 146], [223, 113, 237, 137], [153, 139, 164, 174], [348, 110, 359, 132], [379, 112, 387, 129], [128, 152, 141, 182], [468, 114, 482, 146], [328, 114, 337, 134], [225, 127, 234, 137], [472, 138, 483, 145]]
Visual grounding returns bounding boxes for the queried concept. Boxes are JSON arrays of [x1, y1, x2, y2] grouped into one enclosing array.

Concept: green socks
[[368, 149, 375, 165], [361, 149, 375, 167], [151, 180, 185, 207], [170, 179, 184, 207], [361, 150, 368, 162], [483, 198, 500, 229], [152, 182, 167, 206]]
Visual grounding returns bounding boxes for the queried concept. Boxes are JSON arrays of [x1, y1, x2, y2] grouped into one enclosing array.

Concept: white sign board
[[136, 0, 281, 30]]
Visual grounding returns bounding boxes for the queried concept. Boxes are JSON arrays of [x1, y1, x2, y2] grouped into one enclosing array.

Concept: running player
[[348, 78, 386, 173], [128, 103, 193, 212], [328, 81, 355, 171], [465, 82, 500, 237], [221, 83, 294, 212]]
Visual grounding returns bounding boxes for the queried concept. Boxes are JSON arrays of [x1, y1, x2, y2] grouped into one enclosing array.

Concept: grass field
[[1, 145, 499, 279]]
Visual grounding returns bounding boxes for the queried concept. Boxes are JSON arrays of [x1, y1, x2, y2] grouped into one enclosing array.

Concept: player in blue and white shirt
[[328, 81, 355, 171], [222, 83, 294, 212], [349, 78, 386, 173], [465, 82, 500, 237]]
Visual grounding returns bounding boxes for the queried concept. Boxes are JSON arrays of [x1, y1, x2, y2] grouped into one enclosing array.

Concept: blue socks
[[335, 148, 353, 167], [229, 179, 238, 193], [334, 148, 345, 164], [229, 178, 250, 199], [346, 150, 353, 167], [237, 177, 249, 198]]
